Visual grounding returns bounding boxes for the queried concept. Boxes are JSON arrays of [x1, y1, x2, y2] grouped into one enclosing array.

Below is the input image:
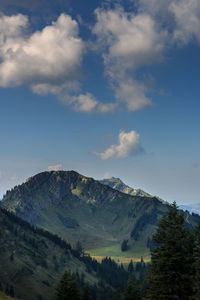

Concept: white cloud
[[94, 130, 143, 160], [115, 79, 152, 111], [93, 8, 166, 112], [0, 13, 84, 90], [0, 13, 118, 114], [60, 93, 117, 113], [48, 164, 62, 171], [169, 0, 200, 44], [139, 0, 200, 45]]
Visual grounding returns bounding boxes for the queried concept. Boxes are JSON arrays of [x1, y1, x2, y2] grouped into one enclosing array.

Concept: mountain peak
[[99, 177, 151, 198]]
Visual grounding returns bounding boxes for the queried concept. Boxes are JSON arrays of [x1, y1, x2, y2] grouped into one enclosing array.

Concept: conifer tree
[[128, 260, 134, 274], [124, 275, 134, 300], [81, 283, 92, 300], [113, 288, 121, 300], [55, 270, 80, 300], [146, 202, 194, 300], [132, 280, 142, 300]]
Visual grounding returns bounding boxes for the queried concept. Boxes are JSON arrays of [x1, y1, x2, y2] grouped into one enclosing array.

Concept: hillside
[[100, 177, 151, 197], [0, 207, 100, 300], [1, 171, 199, 262], [0, 291, 17, 300]]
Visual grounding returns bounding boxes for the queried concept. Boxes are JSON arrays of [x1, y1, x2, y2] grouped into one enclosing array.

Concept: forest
[[54, 203, 200, 300]]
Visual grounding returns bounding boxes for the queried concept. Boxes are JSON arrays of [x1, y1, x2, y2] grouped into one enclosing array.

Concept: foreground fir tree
[[146, 202, 194, 300]]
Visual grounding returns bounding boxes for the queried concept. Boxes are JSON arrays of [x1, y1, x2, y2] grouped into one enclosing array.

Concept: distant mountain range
[[180, 203, 200, 215], [1, 170, 199, 263]]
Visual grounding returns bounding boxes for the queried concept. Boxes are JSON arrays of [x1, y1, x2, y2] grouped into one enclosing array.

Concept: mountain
[[99, 177, 151, 197], [0, 207, 101, 300], [180, 203, 200, 215], [1, 170, 199, 262]]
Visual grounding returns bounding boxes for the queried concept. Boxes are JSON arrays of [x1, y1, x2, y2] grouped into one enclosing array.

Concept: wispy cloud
[[93, 7, 166, 112], [48, 164, 62, 171], [60, 93, 117, 113], [139, 0, 200, 45], [94, 130, 144, 160]]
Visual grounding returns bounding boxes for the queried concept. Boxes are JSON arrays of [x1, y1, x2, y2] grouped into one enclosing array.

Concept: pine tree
[[146, 202, 194, 300], [128, 260, 134, 274], [81, 283, 92, 300], [132, 280, 142, 300], [55, 270, 80, 300], [113, 288, 121, 300], [124, 275, 134, 300]]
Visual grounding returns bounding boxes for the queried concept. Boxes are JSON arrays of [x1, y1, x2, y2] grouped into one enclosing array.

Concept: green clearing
[[86, 244, 151, 264]]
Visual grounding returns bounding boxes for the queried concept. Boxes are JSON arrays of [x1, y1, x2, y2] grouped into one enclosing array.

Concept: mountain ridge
[[1, 170, 199, 262]]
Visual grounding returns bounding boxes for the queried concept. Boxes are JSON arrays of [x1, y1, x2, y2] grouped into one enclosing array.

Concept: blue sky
[[0, 0, 200, 205]]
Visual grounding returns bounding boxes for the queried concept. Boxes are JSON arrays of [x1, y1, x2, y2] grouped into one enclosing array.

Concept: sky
[[0, 0, 200, 205]]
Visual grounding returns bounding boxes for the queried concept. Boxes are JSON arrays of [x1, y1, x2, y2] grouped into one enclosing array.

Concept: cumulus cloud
[[0, 13, 83, 90], [0, 12, 118, 114], [94, 130, 143, 160], [93, 8, 166, 112], [48, 164, 62, 171]]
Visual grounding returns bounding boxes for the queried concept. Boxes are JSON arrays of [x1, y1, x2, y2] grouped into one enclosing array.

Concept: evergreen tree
[[124, 275, 134, 300], [113, 288, 121, 300], [81, 283, 92, 300], [9, 285, 15, 298], [55, 270, 80, 300], [146, 202, 194, 300], [132, 280, 142, 300], [75, 241, 84, 255], [128, 260, 134, 274], [121, 240, 128, 252]]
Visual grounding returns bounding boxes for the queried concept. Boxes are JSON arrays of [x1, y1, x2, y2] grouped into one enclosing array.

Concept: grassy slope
[[0, 208, 97, 300]]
